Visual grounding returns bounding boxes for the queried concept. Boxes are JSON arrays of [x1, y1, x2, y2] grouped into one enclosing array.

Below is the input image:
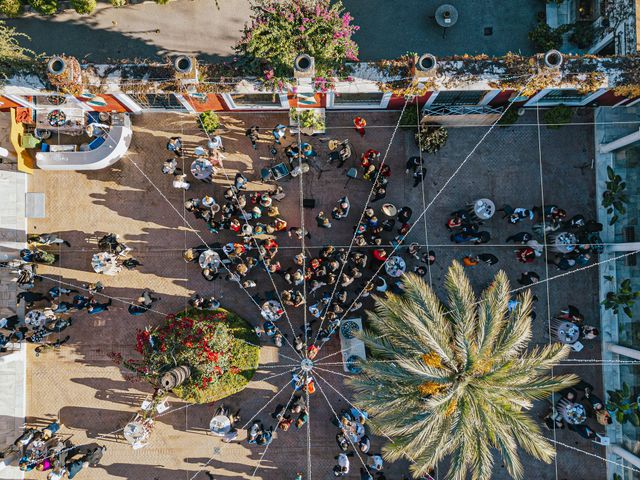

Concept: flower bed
[[121, 308, 259, 404]]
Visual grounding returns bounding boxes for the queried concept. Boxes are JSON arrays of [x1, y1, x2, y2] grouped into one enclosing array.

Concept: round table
[[199, 249, 221, 269], [385, 256, 406, 277], [551, 232, 578, 254], [554, 320, 580, 344], [47, 109, 67, 127], [261, 300, 284, 321], [435, 4, 459, 27], [123, 421, 150, 446], [25, 310, 47, 330], [91, 252, 120, 275], [209, 415, 231, 436], [290, 163, 310, 177], [190, 159, 213, 180], [560, 403, 587, 425], [471, 198, 495, 220]]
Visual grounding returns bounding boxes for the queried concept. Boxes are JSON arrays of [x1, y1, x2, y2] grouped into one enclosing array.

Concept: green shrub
[[543, 105, 572, 128], [528, 22, 566, 51], [155, 0, 170, 5], [0, 0, 23, 17], [290, 108, 325, 131], [199, 111, 221, 133], [569, 21, 595, 49], [416, 125, 448, 153], [71, 0, 95, 14], [116, 309, 259, 404], [498, 107, 519, 126], [110, 0, 126, 7], [28, 0, 58, 15], [399, 105, 419, 129]]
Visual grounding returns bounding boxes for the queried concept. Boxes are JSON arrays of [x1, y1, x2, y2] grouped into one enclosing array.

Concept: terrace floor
[[22, 108, 606, 480]]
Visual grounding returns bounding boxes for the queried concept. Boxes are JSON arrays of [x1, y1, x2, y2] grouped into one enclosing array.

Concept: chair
[[570, 341, 584, 352], [271, 162, 290, 180], [21, 134, 40, 149], [344, 167, 358, 188], [260, 168, 273, 183]]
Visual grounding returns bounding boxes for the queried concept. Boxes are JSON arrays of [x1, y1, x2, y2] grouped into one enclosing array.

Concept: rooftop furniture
[[35, 114, 132, 171]]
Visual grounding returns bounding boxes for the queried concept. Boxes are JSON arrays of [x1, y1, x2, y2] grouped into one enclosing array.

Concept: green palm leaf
[[349, 262, 577, 480]]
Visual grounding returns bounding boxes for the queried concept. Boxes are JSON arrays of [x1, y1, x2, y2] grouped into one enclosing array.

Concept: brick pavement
[[21, 109, 606, 480]]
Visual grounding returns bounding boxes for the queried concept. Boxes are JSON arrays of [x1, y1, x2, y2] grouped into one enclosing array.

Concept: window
[[230, 94, 283, 107], [431, 90, 488, 106], [540, 89, 588, 104], [133, 94, 185, 109], [333, 92, 385, 105]]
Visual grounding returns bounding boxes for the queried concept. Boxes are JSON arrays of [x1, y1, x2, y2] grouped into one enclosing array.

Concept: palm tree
[[349, 262, 577, 480]]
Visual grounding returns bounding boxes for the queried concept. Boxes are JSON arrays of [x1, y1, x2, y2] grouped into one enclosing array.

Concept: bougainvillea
[[235, 0, 359, 90], [113, 309, 259, 403]]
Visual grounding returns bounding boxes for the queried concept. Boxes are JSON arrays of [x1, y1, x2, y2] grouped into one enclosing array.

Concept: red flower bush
[[115, 309, 260, 403]]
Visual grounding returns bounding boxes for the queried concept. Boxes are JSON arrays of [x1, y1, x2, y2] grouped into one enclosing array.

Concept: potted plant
[[415, 125, 448, 153], [199, 110, 221, 134], [290, 108, 325, 135], [606, 382, 640, 426], [543, 105, 572, 128], [602, 278, 640, 317], [602, 166, 629, 225]]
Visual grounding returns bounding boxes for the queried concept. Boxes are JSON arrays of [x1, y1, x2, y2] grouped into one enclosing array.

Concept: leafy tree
[[350, 264, 577, 480], [602, 166, 629, 225], [235, 0, 359, 87], [602, 278, 639, 317], [606, 382, 640, 426], [528, 22, 569, 51], [0, 21, 35, 78]]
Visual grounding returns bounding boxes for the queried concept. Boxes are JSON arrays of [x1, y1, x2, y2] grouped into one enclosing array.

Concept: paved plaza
[[20, 109, 607, 479]]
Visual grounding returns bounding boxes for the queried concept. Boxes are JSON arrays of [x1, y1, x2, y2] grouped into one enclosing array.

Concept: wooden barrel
[[160, 365, 191, 389]]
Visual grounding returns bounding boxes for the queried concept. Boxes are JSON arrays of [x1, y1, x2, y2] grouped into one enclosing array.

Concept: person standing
[[405, 156, 421, 174], [353, 116, 366, 136], [272, 124, 286, 144], [166, 137, 183, 157], [412, 167, 427, 187], [517, 271, 540, 285], [477, 253, 499, 265], [246, 125, 260, 149]]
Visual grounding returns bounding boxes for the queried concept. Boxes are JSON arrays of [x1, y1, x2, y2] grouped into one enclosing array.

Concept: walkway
[[0, 169, 28, 480]]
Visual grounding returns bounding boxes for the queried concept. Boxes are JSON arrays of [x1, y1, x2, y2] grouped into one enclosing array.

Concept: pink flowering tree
[[235, 0, 359, 90]]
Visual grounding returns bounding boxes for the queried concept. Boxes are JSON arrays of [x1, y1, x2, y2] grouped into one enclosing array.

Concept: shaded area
[[343, 0, 541, 59]]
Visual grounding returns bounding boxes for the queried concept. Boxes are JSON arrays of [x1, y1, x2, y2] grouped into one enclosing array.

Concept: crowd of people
[[0, 112, 610, 479], [447, 203, 603, 271], [0, 420, 105, 479]]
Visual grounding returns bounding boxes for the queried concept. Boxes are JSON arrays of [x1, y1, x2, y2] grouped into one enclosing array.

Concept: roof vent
[[294, 54, 315, 78], [416, 53, 437, 73], [544, 49, 563, 69], [174, 55, 194, 74], [47, 56, 67, 76]]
